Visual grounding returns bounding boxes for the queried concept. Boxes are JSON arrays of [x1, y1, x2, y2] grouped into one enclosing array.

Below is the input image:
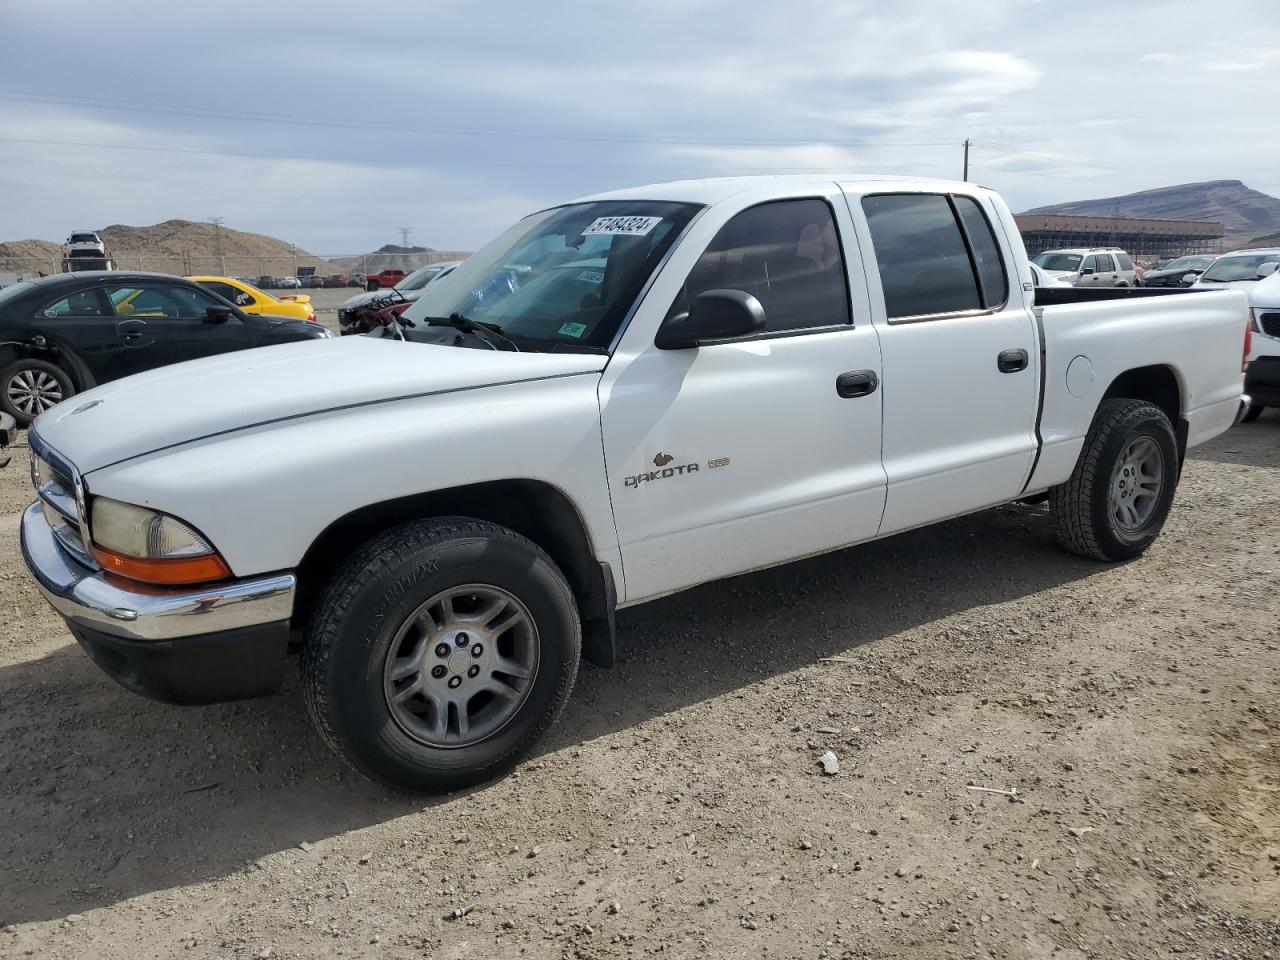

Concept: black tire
[[302, 517, 581, 793], [1240, 404, 1264, 424], [1050, 399, 1180, 562], [0, 358, 75, 426]]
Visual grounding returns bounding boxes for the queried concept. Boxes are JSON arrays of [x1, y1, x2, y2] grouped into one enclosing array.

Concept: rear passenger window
[[1096, 254, 1114, 272], [952, 196, 1008, 309], [666, 198, 851, 333], [861, 194, 980, 318]]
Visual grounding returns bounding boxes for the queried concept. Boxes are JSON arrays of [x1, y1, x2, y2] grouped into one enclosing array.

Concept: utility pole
[[209, 216, 225, 274], [962, 139, 971, 181], [398, 226, 412, 248]]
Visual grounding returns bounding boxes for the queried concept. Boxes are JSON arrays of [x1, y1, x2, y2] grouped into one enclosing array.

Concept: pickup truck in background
[[1240, 269, 1280, 422], [20, 176, 1250, 793], [364, 268, 408, 290]]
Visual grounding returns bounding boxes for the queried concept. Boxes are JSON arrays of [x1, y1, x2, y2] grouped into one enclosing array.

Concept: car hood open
[[31, 337, 607, 473]]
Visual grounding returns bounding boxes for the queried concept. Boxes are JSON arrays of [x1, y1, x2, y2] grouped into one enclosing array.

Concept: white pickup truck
[[21, 176, 1251, 792]]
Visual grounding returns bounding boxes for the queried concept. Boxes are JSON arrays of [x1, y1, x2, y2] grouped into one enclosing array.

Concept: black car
[[0, 271, 330, 425], [1140, 255, 1218, 288]]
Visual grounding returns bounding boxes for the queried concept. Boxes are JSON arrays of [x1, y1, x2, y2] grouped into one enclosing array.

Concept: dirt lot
[[1, 416, 1277, 960]]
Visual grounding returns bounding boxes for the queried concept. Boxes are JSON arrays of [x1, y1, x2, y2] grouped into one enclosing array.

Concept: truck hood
[[32, 337, 607, 473]]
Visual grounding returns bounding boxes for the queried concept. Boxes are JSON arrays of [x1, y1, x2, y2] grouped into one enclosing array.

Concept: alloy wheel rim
[[382, 584, 539, 749], [1109, 436, 1164, 533], [6, 369, 64, 415]]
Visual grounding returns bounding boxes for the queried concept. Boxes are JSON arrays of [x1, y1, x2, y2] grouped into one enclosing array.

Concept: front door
[[850, 190, 1040, 534], [600, 192, 887, 603], [105, 282, 250, 377]]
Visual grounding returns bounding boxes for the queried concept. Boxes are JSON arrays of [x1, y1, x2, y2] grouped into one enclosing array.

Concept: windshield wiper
[[421, 313, 520, 351]]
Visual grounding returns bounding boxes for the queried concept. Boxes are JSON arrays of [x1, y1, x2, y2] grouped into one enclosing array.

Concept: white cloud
[[1138, 51, 1180, 65]]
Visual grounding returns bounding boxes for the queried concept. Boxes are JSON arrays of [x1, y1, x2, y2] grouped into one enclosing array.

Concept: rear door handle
[[836, 369, 878, 398], [997, 348, 1029, 373]]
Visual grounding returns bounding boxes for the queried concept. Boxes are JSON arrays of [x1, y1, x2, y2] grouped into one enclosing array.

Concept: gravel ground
[[0, 414, 1277, 960]]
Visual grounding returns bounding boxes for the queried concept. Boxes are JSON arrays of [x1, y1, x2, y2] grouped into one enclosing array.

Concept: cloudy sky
[[2, 0, 1278, 254]]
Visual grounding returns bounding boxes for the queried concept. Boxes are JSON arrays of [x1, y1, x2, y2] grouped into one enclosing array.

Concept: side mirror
[[1182, 272, 1200, 284], [655, 289, 766, 350], [1258, 262, 1279, 279], [206, 304, 235, 322], [1081, 267, 1095, 276]]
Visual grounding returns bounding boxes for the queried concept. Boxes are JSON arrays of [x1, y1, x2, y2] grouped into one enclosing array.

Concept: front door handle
[[836, 369, 878, 398], [997, 348, 1028, 373]]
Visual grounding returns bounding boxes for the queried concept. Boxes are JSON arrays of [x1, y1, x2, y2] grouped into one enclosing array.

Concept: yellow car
[[186, 276, 317, 322]]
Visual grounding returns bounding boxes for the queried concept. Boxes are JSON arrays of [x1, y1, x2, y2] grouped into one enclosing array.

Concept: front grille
[[30, 433, 97, 569], [1260, 312, 1280, 338]]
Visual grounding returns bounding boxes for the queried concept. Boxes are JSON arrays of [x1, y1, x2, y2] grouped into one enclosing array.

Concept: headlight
[[89, 497, 231, 585], [30, 453, 53, 490]]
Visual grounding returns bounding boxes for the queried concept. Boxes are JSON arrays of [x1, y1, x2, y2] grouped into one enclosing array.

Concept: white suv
[[1032, 247, 1137, 287], [64, 231, 106, 258]]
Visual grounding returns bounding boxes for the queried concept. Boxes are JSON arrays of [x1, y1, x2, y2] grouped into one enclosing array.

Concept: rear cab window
[[860, 191, 1012, 320]]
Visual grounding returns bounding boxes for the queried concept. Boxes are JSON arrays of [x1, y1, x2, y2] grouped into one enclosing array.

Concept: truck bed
[[1033, 286, 1207, 306]]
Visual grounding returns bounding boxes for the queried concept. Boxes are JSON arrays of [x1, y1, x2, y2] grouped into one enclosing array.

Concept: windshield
[[402, 200, 701, 350], [1200, 252, 1280, 282], [68, 233, 98, 243], [395, 265, 446, 292], [1033, 253, 1082, 272], [1163, 256, 1214, 272]]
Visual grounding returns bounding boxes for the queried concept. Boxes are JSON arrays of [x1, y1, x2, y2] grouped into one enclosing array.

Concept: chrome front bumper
[[20, 502, 295, 642]]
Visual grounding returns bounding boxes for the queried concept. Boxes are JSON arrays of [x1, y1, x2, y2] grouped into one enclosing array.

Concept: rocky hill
[[0, 220, 334, 277], [1025, 180, 1280, 241]]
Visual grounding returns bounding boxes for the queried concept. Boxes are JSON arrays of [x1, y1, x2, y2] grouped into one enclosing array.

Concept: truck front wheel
[[302, 517, 581, 793], [1050, 399, 1180, 562]]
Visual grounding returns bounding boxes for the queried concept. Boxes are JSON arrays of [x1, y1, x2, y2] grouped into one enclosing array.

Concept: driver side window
[[108, 284, 222, 320], [666, 199, 852, 333]]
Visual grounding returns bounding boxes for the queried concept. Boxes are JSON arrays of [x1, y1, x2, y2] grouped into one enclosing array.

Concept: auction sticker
[[558, 321, 588, 338], [582, 215, 662, 237]]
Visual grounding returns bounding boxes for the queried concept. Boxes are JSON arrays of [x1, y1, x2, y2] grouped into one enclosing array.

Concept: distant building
[[1014, 213, 1225, 258]]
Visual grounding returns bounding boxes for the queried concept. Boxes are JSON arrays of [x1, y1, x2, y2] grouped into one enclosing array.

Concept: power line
[[0, 89, 958, 150], [0, 135, 964, 174]]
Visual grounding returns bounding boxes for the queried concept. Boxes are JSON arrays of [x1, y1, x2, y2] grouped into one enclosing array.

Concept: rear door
[[28, 286, 123, 383], [1094, 253, 1118, 286], [105, 281, 250, 376], [600, 190, 887, 602], [848, 189, 1039, 534]]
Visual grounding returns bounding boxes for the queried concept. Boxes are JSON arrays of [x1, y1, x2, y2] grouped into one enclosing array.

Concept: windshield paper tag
[[582, 216, 662, 237], [558, 321, 588, 338]]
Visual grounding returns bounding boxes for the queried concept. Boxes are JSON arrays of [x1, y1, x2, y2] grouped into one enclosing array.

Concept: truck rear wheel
[[1050, 399, 1179, 562], [301, 517, 581, 793]]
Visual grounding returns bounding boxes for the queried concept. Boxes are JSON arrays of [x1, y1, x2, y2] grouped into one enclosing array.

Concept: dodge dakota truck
[[20, 176, 1251, 793]]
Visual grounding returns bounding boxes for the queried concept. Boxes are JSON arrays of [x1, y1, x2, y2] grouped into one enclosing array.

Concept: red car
[[365, 269, 407, 290]]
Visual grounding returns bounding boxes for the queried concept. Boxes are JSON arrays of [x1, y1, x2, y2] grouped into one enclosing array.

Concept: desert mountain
[[0, 220, 334, 277], [1025, 180, 1280, 242]]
